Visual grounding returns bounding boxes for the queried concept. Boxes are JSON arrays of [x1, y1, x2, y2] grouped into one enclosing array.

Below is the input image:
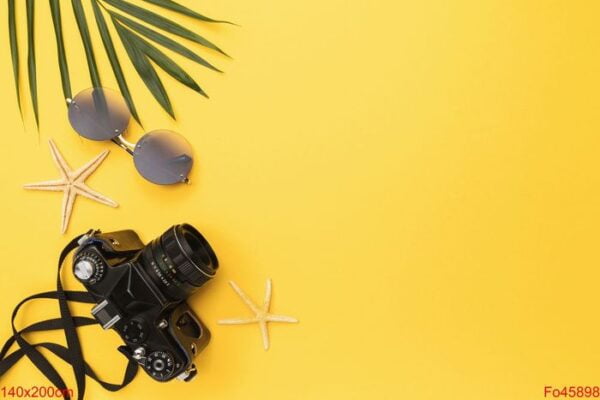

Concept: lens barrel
[[141, 224, 219, 301]]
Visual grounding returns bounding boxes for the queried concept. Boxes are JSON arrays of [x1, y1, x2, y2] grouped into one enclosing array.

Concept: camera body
[[72, 225, 219, 382]]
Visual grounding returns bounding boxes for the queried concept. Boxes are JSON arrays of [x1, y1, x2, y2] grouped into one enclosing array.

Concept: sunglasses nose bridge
[[112, 135, 136, 155]]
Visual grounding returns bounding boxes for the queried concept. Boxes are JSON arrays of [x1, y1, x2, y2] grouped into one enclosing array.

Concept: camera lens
[[141, 224, 219, 301]]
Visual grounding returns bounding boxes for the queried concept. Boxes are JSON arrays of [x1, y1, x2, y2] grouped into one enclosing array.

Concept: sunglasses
[[67, 87, 194, 185]]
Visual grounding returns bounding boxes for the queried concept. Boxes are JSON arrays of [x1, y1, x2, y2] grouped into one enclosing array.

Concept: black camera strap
[[0, 234, 139, 399]]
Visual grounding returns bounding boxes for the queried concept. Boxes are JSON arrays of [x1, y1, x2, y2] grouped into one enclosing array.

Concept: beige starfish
[[24, 140, 118, 234], [218, 279, 298, 350]]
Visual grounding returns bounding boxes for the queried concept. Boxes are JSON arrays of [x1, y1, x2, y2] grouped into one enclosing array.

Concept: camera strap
[[0, 234, 139, 399]]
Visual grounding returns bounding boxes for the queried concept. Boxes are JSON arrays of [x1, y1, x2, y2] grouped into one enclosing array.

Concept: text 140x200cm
[[0, 386, 74, 398]]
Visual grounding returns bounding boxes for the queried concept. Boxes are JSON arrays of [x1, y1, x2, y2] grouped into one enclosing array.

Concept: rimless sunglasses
[[67, 87, 194, 185]]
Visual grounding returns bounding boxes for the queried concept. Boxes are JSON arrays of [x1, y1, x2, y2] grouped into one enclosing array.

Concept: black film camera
[[72, 224, 219, 382]]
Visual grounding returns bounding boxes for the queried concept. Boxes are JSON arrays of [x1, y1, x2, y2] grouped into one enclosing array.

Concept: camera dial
[[74, 251, 105, 284], [145, 351, 176, 381], [123, 319, 148, 344]]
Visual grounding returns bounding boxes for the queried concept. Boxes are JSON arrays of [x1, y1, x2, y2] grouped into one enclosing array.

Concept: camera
[[72, 224, 219, 382]]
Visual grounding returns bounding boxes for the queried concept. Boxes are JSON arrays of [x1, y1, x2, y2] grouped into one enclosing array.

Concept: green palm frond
[[49, 0, 72, 101], [8, 0, 230, 125], [8, 0, 21, 117], [91, 0, 141, 123], [72, 0, 103, 88], [26, 0, 38, 126]]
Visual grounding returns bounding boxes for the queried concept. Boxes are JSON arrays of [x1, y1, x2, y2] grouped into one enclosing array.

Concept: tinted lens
[[133, 130, 194, 185], [68, 87, 130, 141]]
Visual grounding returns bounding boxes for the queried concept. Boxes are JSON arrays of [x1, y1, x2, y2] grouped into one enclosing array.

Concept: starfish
[[218, 279, 298, 350], [24, 140, 118, 234]]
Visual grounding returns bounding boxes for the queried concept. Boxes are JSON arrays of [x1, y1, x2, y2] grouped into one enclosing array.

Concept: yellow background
[[0, 0, 599, 399]]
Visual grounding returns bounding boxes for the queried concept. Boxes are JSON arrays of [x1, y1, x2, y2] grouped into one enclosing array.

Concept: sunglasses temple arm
[[111, 135, 135, 156]]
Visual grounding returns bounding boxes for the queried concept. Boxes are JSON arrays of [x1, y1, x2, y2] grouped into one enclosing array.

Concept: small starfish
[[24, 140, 118, 234], [218, 279, 298, 350]]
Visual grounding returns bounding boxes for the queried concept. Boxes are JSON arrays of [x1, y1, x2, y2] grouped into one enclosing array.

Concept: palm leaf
[[7, 0, 231, 125], [49, 0, 72, 101], [140, 0, 234, 24], [103, 0, 229, 56], [8, 0, 21, 117], [91, 0, 141, 124], [71, 0, 101, 87], [26, 0, 38, 126], [112, 12, 221, 73], [113, 20, 175, 118], [117, 22, 208, 97]]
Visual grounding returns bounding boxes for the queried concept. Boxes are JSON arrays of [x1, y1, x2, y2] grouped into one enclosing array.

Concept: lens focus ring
[[176, 259, 203, 283], [161, 225, 217, 287], [162, 233, 205, 284], [140, 224, 218, 302]]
